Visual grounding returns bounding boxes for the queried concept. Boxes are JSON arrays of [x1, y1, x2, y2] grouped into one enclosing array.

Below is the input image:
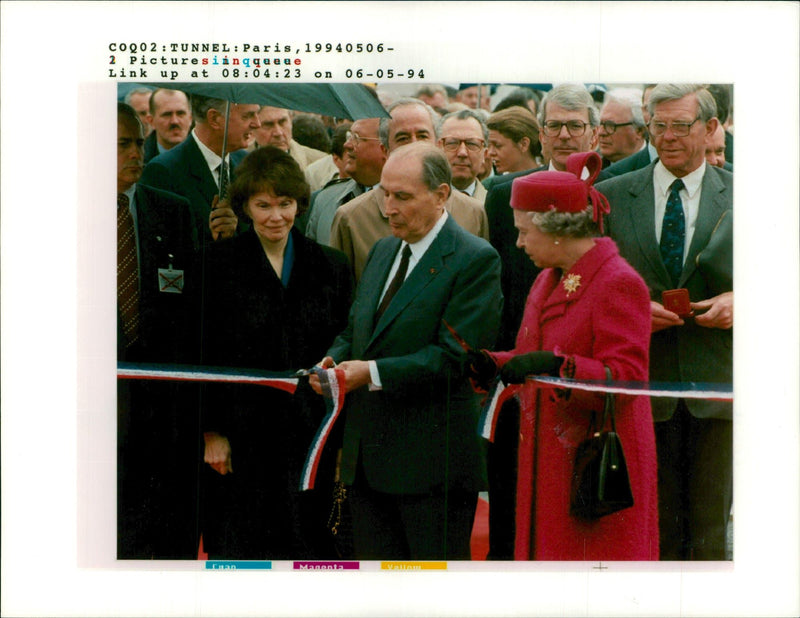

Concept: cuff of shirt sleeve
[[368, 360, 382, 391]]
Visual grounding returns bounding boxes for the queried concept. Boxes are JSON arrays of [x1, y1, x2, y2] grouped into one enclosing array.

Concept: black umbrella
[[130, 82, 388, 198], [147, 82, 388, 120]]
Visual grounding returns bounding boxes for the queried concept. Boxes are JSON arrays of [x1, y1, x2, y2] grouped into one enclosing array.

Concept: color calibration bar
[[205, 561, 450, 570]]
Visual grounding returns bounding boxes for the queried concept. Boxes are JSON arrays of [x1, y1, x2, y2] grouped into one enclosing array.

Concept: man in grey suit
[[311, 142, 502, 560], [597, 84, 733, 560]]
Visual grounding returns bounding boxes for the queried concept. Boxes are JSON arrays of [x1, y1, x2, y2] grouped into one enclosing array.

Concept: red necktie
[[117, 193, 140, 347]]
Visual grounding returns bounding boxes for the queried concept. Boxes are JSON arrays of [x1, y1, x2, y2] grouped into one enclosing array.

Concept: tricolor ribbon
[[299, 367, 347, 491], [529, 375, 733, 401], [478, 379, 519, 442], [117, 362, 299, 393], [118, 362, 348, 491], [477, 375, 733, 443]]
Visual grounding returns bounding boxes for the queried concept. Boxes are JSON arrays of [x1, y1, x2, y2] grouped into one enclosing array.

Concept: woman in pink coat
[[470, 152, 659, 560]]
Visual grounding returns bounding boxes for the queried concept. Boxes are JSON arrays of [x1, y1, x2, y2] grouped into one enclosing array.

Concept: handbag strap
[[601, 366, 617, 433]]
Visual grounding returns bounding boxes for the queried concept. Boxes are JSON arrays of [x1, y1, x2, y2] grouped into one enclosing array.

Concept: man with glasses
[[598, 84, 733, 560], [437, 109, 490, 202], [597, 88, 648, 168], [330, 98, 488, 281], [305, 117, 386, 245], [597, 85, 660, 182]]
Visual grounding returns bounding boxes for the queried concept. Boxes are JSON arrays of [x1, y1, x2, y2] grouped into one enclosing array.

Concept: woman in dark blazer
[[201, 146, 354, 559]]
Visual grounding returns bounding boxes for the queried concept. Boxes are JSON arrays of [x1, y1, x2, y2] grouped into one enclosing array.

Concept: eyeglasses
[[542, 120, 591, 137], [599, 121, 634, 134], [648, 116, 701, 137], [440, 138, 485, 152], [346, 131, 381, 145]]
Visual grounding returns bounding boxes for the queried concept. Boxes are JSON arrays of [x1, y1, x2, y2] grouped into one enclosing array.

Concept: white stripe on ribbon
[[300, 367, 346, 491], [118, 362, 347, 491], [530, 376, 733, 401], [118, 363, 299, 393], [478, 375, 732, 443]]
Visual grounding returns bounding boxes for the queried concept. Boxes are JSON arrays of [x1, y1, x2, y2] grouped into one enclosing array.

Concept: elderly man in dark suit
[[311, 142, 503, 560], [116, 103, 201, 559], [597, 84, 733, 560], [140, 93, 260, 243]]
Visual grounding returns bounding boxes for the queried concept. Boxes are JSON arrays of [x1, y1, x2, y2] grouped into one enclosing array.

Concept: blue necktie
[[660, 179, 686, 287]]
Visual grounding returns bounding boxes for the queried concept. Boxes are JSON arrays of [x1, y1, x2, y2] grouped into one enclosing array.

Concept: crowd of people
[[117, 80, 733, 562]]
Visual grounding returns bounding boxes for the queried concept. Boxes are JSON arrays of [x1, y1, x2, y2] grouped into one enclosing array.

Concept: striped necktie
[[117, 193, 140, 347], [660, 178, 686, 287]]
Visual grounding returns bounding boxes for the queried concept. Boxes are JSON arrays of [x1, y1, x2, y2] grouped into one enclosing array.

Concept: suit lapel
[[184, 138, 218, 206], [360, 238, 400, 340], [368, 218, 457, 346], [626, 165, 674, 288], [680, 167, 729, 286]]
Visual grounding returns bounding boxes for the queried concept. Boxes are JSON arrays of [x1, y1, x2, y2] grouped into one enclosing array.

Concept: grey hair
[[539, 83, 600, 127], [416, 84, 448, 98], [647, 84, 718, 122], [391, 142, 452, 191], [529, 205, 600, 239], [419, 145, 452, 190], [191, 93, 228, 124], [602, 88, 646, 128], [379, 97, 440, 148], [437, 108, 490, 143], [124, 86, 153, 105]]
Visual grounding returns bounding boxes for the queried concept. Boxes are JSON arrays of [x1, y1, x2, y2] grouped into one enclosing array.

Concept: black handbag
[[570, 367, 634, 519]]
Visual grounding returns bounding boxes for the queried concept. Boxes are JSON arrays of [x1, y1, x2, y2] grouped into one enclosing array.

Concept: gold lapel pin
[[562, 273, 582, 296]]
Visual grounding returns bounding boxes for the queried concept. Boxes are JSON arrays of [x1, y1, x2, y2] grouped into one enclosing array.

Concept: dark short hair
[[292, 114, 332, 153], [493, 87, 541, 114], [228, 146, 311, 219], [117, 101, 143, 134], [330, 122, 353, 158], [707, 84, 731, 125]]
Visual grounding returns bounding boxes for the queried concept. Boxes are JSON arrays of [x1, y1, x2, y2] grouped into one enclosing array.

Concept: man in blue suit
[[311, 142, 503, 560], [140, 93, 260, 243], [598, 84, 733, 560]]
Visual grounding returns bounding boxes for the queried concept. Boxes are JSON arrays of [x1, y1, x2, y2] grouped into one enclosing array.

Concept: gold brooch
[[562, 273, 581, 296]]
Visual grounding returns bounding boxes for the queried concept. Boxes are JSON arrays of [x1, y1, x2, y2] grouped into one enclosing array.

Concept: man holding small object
[[598, 84, 733, 560], [310, 142, 503, 560]]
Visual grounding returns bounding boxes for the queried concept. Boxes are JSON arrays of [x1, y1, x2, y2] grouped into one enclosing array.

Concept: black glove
[[464, 349, 498, 389], [500, 351, 563, 384]]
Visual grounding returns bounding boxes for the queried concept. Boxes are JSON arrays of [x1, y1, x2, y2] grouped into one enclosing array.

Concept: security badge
[[158, 254, 184, 294]]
